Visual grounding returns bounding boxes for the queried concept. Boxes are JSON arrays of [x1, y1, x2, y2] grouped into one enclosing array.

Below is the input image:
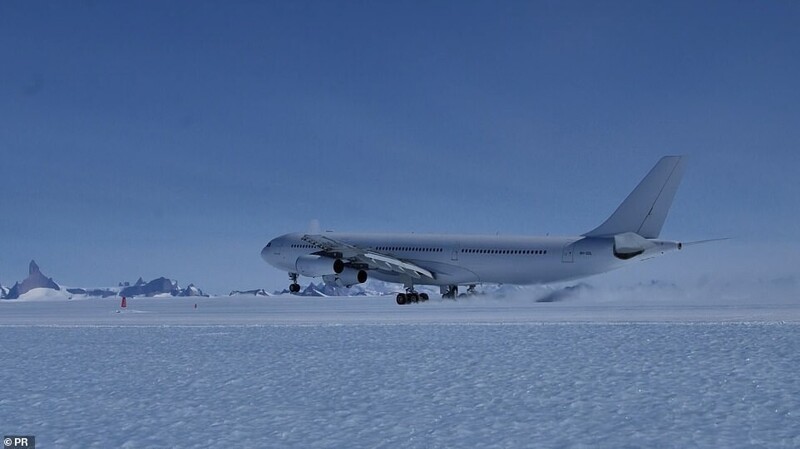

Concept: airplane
[[262, 156, 690, 305]]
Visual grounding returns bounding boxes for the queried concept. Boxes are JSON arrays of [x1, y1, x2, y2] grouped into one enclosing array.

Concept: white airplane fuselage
[[261, 156, 688, 300], [262, 232, 681, 286]]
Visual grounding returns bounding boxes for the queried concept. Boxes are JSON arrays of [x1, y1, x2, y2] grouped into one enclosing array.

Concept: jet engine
[[323, 268, 368, 288], [295, 255, 345, 277]]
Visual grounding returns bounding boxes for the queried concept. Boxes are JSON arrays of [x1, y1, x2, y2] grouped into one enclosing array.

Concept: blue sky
[[1, 1, 798, 293]]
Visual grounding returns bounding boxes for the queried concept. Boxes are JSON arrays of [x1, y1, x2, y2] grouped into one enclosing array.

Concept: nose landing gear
[[288, 273, 301, 294]]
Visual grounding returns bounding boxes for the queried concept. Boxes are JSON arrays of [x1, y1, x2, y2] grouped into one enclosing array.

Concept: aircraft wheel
[[289, 283, 300, 293], [396, 293, 407, 305], [420, 293, 429, 301], [409, 293, 419, 303]]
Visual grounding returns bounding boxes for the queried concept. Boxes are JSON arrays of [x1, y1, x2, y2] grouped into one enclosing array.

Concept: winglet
[[585, 156, 686, 239]]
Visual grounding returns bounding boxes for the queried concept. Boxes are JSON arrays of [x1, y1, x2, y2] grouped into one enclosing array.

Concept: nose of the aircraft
[[260, 242, 273, 263]]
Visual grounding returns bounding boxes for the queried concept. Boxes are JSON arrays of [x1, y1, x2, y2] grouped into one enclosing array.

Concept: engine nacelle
[[295, 255, 345, 277], [323, 268, 368, 288]]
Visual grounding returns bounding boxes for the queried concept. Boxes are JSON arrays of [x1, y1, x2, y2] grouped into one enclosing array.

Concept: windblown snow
[[1, 292, 798, 448]]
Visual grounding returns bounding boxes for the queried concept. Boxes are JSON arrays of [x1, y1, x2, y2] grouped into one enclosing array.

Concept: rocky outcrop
[[2, 263, 208, 300], [118, 277, 207, 297], [178, 284, 207, 297], [66, 288, 118, 298], [5, 260, 60, 299], [278, 282, 367, 297], [120, 277, 179, 297], [273, 280, 398, 297], [229, 289, 270, 297]]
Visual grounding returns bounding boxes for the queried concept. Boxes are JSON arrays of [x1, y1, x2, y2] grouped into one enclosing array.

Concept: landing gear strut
[[441, 285, 458, 299], [288, 273, 301, 294], [396, 287, 429, 305]]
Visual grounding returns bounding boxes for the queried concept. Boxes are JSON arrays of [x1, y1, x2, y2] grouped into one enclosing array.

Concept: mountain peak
[[5, 260, 60, 299]]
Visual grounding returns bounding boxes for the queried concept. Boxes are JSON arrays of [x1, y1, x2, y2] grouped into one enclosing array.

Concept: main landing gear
[[439, 285, 478, 299], [441, 285, 459, 299], [288, 273, 301, 293], [396, 288, 429, 305]]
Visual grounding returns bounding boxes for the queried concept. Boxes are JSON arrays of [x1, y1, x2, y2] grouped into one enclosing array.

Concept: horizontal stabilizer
[[585, 156, 686, 239], [683, 238, 731, 247]]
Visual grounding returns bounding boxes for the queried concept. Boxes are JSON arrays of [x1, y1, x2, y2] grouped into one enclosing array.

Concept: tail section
[[585, 156, 686, 239]]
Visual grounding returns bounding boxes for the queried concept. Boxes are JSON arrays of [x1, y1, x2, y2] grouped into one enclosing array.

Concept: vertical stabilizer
[[584, 156, 686, 239]]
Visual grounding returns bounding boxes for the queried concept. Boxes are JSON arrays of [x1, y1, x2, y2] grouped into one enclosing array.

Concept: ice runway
[[1, 295, 799, 448], [1, 293, 799, 325]]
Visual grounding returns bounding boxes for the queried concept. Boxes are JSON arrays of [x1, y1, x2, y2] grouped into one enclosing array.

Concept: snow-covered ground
[[1, 293, 799, 448]]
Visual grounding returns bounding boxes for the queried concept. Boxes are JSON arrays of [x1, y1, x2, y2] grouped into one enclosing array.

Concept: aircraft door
[[451, 244, 460, 261], [561, 243, 574, 263]]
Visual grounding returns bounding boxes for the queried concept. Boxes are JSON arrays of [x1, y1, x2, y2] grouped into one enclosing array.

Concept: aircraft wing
[[358, 252, 435, 280], [301, 234, 435, 280]]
